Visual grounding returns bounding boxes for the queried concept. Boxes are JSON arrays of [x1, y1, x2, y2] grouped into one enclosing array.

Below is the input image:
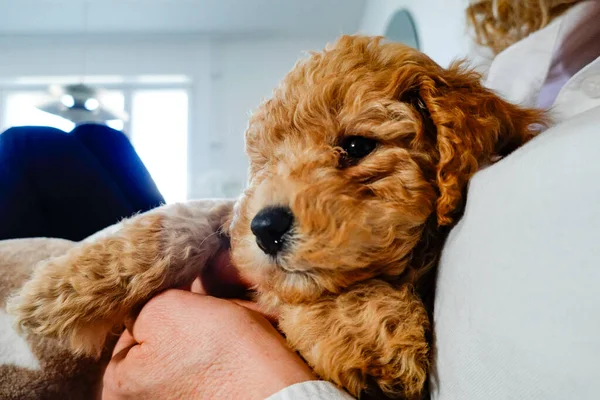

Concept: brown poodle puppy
[[229, 35, 545, 398], [8, 36, 546, 399]]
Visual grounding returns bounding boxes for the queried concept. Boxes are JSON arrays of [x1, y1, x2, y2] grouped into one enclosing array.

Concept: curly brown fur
[[280, 281, 429, 399], [229, 35, 547, 398], [8, 36, 547, 399]]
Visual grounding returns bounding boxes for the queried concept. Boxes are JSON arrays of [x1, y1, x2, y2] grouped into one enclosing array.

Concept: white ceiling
[[0, 0, 366, 37]]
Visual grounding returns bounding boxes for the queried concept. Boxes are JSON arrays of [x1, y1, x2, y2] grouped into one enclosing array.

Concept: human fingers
[[111, 328, 138, 358]]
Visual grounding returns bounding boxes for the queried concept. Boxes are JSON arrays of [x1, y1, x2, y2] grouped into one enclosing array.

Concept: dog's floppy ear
[[400, 61, 547, 226]]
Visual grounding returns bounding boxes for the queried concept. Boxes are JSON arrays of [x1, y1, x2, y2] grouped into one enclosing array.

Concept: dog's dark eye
[[340, 136, 377, 165]]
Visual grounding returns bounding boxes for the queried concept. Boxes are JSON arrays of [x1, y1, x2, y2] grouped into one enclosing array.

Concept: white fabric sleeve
[[265, 381, 355, 400]]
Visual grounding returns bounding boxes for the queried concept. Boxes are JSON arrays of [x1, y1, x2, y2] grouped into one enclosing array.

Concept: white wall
[[203, 37, 332, 197], [360, 0, 472, 67]]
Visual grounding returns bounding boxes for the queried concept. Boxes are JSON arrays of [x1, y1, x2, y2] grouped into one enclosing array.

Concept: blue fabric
[[0, 124, 164, 241]]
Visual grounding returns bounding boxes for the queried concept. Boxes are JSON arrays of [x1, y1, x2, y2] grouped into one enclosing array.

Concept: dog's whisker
[[197, 231, 219, 250]]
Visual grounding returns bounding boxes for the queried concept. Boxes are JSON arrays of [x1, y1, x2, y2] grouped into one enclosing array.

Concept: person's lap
[[71, 124, 163, 213]]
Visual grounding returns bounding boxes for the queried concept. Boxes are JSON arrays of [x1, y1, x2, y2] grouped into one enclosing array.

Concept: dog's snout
[[251, 206, 294, 256]]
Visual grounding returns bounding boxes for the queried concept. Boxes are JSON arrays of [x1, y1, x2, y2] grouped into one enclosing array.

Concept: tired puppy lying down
[[6, 36, 545, 399]]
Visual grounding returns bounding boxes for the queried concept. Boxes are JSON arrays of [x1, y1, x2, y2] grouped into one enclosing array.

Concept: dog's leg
[[280, 280, 430, 400], [6, 200, 234, 358]]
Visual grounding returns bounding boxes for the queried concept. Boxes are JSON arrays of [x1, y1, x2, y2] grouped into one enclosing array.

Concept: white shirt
[[269, 2, 600, 398], [485, 1, 600, 118], [432, 1, 600, 399]]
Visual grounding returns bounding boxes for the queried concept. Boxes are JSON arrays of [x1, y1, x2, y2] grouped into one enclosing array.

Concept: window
[[130, 90, 189, 204], [1, 90, 125, 133], [97, 90, 126, 132], [2, 92, 75, 132]]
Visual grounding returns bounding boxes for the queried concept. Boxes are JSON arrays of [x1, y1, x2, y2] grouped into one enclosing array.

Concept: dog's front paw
[[7, 200, 233, 357], [7, 277, 115, 358], [280, 280, 430, 399], [7, 213, 169, 357]]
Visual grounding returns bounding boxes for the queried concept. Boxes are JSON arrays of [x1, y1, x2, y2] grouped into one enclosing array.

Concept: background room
[[0, 0, 470, 203]]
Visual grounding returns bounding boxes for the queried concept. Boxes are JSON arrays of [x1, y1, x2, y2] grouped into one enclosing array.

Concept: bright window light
[[106, 119, 124, 131], [61, 94, 75, 108], [97, 91, 125, 118], [84, 98, 100, 111], [2, 90, 126, 134], [130, 89, 188, 204], [3, 92, 75, 132]]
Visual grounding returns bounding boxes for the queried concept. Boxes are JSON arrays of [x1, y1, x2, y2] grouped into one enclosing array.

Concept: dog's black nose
[[251, 206, 294, 256]]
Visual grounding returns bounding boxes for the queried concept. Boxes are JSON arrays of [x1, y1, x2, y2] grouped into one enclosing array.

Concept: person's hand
[[101, 251, 315, 400]]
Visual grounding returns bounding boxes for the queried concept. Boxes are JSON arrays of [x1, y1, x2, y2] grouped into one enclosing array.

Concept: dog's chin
[[243, 258, 323, 305], [254, 258, 386, 307]]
